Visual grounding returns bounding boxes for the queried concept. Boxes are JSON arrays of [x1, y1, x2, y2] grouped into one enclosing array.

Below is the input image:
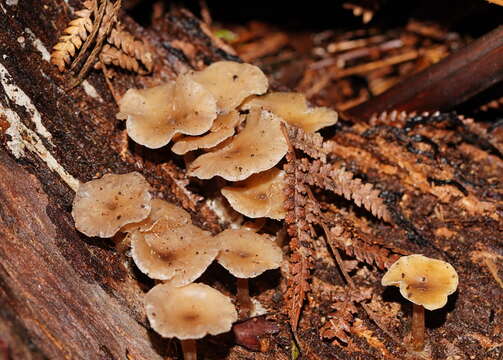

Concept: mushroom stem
[[236, 277, 252, 318], [411, 303, 425, 351], [180, 339, 197, 360]]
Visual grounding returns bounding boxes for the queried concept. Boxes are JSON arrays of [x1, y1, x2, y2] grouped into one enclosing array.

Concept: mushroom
[[117, 74, 217, 149], [131, 219, 220, 285], [190, 61, 268, 114], [381, 254, 459, 351], [171, 110, 242, 155], [188, 109, 288, 181], [72, 172, 152, 238], [145, 282, 238, 360], [121, 198, 191, 233], [221, 167, 286, 220], [242, 92, 338, 132], [215, 229, 283, 318]]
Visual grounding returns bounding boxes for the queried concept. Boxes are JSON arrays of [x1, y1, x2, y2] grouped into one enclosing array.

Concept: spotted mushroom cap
[[190, 61, 268, 113], [72, 172, 152, 238], [188, 109, 288, 181], [216, 229, 283, 278], [242, 92, 338, 133], [117, 75, 217, 149], [221, 168, 286, 220], [171, 110, 242, 155], [145, 282, 238, 339], [381, 254, 459, 311], [131, 219, 220, 285], [121, 198, 191, 233]]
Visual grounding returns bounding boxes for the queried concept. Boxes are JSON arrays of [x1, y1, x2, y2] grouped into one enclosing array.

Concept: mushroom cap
[[221, 168, 286, 220], [381, 254, 459, 311], [72, 172, 152, 238], [121, 198, 191, 233], [171, 110, 242, 155], [242, 92, 338, 133], [145, 282, 238, 339], [131, 219, 220, 285], [191, 61, 268, 113], [118, 75, 217, 149], [216, 229, 283, 278], [188, 109, 288, 181]]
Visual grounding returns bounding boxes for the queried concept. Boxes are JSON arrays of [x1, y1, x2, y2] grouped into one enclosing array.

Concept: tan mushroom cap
[[72, 172, 152, 238], [131, 219, 220, 285], [221, 168, 286, 220], [191, 61, 268, 113], [188, 109, 288, 181], [216, 229, 283, 278], [171, 110, 242, 155], [242, 92, 338, 133], [381, 254, 459, 311], [117, 75, 217, 149], [146, 282, 237, 339], [121, 198, 191, 233]]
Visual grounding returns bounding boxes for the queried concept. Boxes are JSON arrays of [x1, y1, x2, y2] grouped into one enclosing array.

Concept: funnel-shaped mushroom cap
[[122, 198, 191, 233], [242, 92, 338, 133], [222, 168, 286, 220], [171, 110, 242, 155], [117, 75, 217, 149], [145, 283, 238, 339], [381, 254, 459, 311], [72, 172, 152, 238], [131, 219, 220, 285], [191, 61, 268, 113], [216, 229, 283, 278], [188, 109, 288, 181]]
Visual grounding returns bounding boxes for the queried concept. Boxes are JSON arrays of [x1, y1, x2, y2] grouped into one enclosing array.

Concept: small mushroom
[[121, 198, 191, 233], [190, 61, 268, 113], [171, 110, 242, 155], [131, 219, 220, 285], [72, 172, 152, 238], [188, 109, 288, 181], [146, 282, 237, 360], [221, 168, 286, 220], [381, 254, 459, 351], [242, 92, 338, 132], [215, 229, 283, 318], [117, 75, 217, 149]]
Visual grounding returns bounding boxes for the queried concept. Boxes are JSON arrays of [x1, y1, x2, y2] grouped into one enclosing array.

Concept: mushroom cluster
[[71, 171, 284, 359], [117, 60, 338, 225]]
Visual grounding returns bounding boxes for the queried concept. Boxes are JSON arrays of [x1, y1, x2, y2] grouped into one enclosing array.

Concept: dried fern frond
[[459, 115, 503, 155], [287, 125, 329, 162], [326, 211, 403, 270], [297, 159, 391, 222], [320, 287, 372, 344], [95, 44, 147, 75], [107, 25, 154, 72], [51, 7, 94, 72], [282, 151, 316, 332]]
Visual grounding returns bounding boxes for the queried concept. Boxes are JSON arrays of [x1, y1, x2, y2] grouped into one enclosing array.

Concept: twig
[[346, 25, 503, 120]]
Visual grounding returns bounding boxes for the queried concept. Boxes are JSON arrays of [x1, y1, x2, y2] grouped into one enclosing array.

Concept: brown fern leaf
[[320, 287, 372, 344], [51, 7, 94, 72], [459, 115, 503, 155], [283, 151, 316, 331], [297, 158, 391, 222], [287, 125, 329, 162], [369, 110, 417, 127], [326, 212, 403, 270], [107, 25, 154, 72], [95, 45, 147, 75]]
